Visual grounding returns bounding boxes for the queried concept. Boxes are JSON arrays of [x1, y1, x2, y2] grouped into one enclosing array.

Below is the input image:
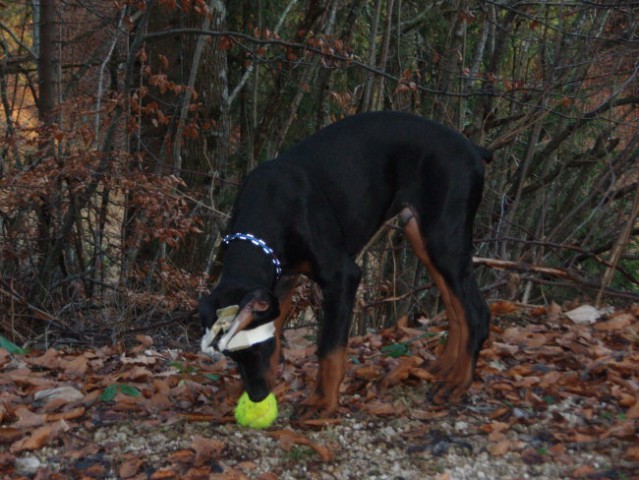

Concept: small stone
[[15, 456, 41, 475]]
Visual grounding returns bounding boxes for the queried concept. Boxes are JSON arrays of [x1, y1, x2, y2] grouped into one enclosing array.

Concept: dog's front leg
[[296, 258, 362, 420]]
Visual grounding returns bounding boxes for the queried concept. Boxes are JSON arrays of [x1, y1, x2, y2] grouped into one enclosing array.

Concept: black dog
[[200, 111, 491, 419]]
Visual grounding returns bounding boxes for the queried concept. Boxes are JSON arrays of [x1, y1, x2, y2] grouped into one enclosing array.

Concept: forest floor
[[1, 302, 638, 479]]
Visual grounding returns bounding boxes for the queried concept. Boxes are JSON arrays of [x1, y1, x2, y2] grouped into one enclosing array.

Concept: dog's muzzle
[[200, 304, 275, 355]]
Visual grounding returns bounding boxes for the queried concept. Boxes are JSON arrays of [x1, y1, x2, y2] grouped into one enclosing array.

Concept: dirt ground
[[1, 302, 638, 479]]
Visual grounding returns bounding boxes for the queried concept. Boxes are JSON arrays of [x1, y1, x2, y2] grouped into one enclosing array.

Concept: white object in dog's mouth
[[201, 304, 275, 354]]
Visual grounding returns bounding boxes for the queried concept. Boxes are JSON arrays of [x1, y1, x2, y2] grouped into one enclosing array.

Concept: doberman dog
[[200, 111, 491, 419]]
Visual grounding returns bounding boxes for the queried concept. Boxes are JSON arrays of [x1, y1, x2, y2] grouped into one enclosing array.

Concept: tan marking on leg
[[403, 216, 462, 377], [266, 286, 295, 390], [300, 346, 346, 419], [432, 292, 473, 404]]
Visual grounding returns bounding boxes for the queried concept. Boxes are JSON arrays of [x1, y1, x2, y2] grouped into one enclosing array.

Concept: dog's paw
[[292, 395, 338, 421], [429, 363, 473, 405]]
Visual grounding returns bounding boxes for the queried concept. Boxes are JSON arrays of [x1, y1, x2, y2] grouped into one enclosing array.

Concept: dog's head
[[200, 286, 280, 402]]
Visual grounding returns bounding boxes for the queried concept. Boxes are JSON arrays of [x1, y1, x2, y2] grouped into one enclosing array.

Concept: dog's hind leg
[[402, 207, 490, 404]]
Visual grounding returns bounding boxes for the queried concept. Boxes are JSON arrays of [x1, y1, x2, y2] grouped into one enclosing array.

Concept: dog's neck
[[218, 240, 279, 290]]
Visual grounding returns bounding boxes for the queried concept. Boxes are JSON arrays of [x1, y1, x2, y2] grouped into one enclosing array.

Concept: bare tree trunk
[[597, 180, 639, 305], [31, 0, 60, 303], [360, 0, 382, 112], [36, 0, 58, 126]]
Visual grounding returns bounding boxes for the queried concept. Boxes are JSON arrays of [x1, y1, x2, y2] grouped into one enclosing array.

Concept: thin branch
[[142, 28, 491, 97], [0, 19, 37, 58]]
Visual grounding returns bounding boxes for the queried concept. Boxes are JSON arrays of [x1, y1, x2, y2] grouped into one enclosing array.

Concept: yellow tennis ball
[[234, 391, 278, 429]]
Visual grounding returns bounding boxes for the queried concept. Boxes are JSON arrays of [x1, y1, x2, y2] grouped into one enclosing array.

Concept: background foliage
[[1, 0, 637, 345]]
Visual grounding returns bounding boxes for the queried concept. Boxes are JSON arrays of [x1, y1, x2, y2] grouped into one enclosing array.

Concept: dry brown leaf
[[121, 354, 158, 366], [150, 467, 178, 479], [210, 467, 249, 479], [601, 420, 635, 439], [25, 349, 59, 368], [59, 355, 89, 378], [363, 400, 396, 416], [487, 440, 510, 457], [626, 401, 639, 419], [34, 386, 84, 404], [269, 429, 333, 462], [83, 463, 107, 478], [184, 466, 212, 479], [145, 391, 174, 412], [121, 366, 153, 381], [190, 435, 224, 467], [396, 315, 410, 328], [13, 407, 46, 429], [624, 445, 639, 462], [490, 301, 519, 316], [46, 406, 85, 422], [381, 356, 423, 388], [354, 365, 382, 380], [0, 348, 10, 366], [0, 427, 22, 444], [523, 333, 548, 348], [539, 371, 562, 388], [409, 408, 448, 420], [408, 367, 437, 381], [119, 458, 144, 478], [167, 449, 195, 464], [10, 420, 69, 453], [594, 313, 633, 331], [492, 341, 519, 356], [256, 473, 279, 480], [136, 335, 154, 347], [479, 421, 510, 434]]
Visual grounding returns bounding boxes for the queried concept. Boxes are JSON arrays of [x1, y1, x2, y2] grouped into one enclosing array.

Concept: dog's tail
[[474, 145, 493, 164]]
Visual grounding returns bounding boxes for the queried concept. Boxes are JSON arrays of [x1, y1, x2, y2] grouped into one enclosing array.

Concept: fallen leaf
[[490, 301, 518, 316], [13, 407, 46, 429], [120, 366, 153, 381], [408, 368, 437, 381], [594, 313, 633, 331], [167, 449, 195, 464], [363, 400, 396, 416], [121, 354, 158, 365], [381, 356, 423, 388], [354, 365, 381, 380], [25, 349, 59, 368], [59, 355, 89, 378], [624, 445, 639, 461], [487, 440, 510, 457], [34, 386, 84, 404], [119, 458, 144, 478], [0, 427, 23, 444], [46, 406, 85, 422], [184, 466, 212, 479], [136, 335, 154, 347], [190, 435, 224, 467], [626, 401, 639, 419], [269, 429, 333, 462], [601, 420, 635, 439], [10, 420, 69, 453], [150, 467, 178, 479]]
